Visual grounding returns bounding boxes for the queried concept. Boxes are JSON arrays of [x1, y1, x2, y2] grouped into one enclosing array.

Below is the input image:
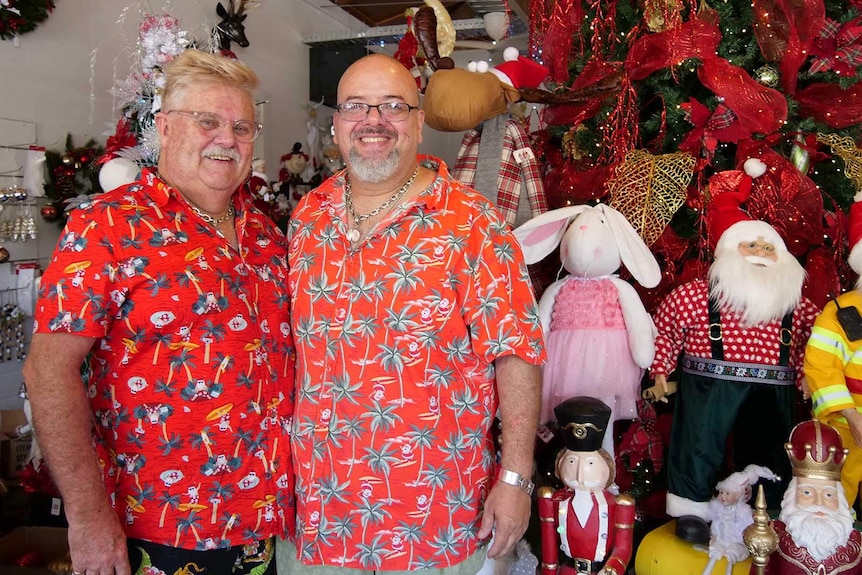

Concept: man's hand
[[68, 504, 130, 575], [843, 408, 862, 448], [477, 482, 531, 559]]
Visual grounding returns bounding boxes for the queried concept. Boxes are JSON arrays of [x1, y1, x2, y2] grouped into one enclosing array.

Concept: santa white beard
[[779, 480, 854, 562], [708, 247, 806, 327]]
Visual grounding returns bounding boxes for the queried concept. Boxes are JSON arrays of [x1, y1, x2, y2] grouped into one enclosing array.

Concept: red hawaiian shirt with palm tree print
[[286, 156, 545, 570], [33, 169, 295, 550]]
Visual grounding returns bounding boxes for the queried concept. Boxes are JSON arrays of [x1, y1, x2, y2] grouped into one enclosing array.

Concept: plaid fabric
[[809, 16, 862, 75], [452, 116, 549, 227], [618, 399, 664, 473]]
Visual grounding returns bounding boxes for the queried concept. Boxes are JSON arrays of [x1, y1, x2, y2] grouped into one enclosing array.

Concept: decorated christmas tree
[[527, 0, 862, 308]]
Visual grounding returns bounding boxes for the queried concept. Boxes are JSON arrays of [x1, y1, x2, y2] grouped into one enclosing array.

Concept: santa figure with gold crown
[[538, 396, 635, 575], [648, 158, 821, 539], [764, 419, 862, 574], [805, 193, 862, 514]]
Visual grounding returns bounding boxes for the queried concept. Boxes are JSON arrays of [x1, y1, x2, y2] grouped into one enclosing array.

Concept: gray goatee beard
[[348, 147, 401, 183]]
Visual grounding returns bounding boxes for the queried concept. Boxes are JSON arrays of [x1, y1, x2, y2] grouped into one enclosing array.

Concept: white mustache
[[745, 255, 774, 267], [202, 146, 240, 162]]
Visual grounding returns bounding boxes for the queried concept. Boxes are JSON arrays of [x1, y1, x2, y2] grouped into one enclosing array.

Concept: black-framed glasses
[[336, 102, 418, 122], [166, 110, 263, 142]]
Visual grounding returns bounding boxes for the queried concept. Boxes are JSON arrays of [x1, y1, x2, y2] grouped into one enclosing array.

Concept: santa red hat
[[848, 194, 862, 274], [710, 158, 786, 252], [489, 47, 549, 90]]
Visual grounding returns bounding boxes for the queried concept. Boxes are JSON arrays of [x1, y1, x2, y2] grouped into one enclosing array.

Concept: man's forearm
[[495, 354, 542, 476], [24, 334, 112, 520]]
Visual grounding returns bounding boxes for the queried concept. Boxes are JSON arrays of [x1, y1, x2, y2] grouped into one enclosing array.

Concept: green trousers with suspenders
[[667, 298, 795, 509]]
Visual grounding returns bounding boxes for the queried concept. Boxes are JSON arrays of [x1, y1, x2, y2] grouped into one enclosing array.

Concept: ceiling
[[326, 0, 474, 27], [313, 0, 530, 40]]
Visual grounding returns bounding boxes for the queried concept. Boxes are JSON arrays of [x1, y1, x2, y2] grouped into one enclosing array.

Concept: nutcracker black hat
[[554, 396, 611, 452]]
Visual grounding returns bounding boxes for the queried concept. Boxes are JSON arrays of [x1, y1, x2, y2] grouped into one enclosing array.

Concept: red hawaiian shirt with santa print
[[33, 169, 295, 550]]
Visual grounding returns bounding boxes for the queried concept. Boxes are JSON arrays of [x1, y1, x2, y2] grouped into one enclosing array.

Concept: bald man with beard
[[764, 419, 862, 575]]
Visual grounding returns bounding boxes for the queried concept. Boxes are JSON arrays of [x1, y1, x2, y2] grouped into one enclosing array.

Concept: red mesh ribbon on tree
[[697, 58, 787, 136], [808, 16, 862, 77], [625, 15, 721, 81], [542, 59, 624, 126], [542, 0, 583, 83], [796, 82, 862, 129], [751, 0, 825, 94], [679, 99, 749, 160]]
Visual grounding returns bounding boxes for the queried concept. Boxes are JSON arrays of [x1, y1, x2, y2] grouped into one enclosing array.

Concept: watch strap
[[496, 467, 535, 495]]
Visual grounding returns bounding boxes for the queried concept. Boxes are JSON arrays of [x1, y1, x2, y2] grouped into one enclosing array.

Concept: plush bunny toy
[[514, 204, 661, 456]]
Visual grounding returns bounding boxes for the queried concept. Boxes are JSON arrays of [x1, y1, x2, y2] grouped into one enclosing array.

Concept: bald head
[[333, 53, 425, 188], [338, 54, 421, 107]]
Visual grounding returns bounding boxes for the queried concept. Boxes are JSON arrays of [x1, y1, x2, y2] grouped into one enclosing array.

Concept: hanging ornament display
[[0, 0, 55, 42], [817, 133, 862, 193], [754, 65, 779, 88], [607, 149, 696, 246]]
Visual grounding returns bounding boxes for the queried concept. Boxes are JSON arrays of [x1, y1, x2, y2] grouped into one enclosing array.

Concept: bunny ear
[[514, 206, 589, 264], [599, 205, 661, 288]]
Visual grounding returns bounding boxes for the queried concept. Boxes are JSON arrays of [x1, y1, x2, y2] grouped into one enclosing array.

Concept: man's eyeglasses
[[335, 102, 418, 122], [166, 110, 263, 142]]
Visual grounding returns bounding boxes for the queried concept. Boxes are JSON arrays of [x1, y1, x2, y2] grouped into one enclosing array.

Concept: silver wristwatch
[[496, 467, 535, 496]]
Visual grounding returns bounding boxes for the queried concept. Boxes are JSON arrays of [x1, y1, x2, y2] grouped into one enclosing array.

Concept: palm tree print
[[286, 160, 545, 569]]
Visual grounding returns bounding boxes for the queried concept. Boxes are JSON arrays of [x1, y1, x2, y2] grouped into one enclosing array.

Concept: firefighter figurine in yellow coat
[[538, 397, 635, 575]]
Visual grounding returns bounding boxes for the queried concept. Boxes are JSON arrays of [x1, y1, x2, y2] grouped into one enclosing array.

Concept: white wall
[[0, 0, 476, 408]]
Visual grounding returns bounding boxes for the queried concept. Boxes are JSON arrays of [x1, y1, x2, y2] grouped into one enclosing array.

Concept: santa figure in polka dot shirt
[[649, 157, 820, 540]]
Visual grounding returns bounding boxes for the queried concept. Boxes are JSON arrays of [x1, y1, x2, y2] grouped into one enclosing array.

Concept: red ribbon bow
[[809, 16, 862, 77]]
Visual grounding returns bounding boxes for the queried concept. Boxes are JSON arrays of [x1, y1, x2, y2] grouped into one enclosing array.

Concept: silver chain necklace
[[190, 203, 235, 226], [156, 170, 235, 226], [345, 166, 420, 243]]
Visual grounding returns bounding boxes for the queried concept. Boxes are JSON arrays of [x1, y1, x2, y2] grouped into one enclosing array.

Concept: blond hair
[[161, 49, 258, 111]]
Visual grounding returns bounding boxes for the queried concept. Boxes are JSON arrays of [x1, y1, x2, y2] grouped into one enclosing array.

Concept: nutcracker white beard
[[708, 245, 806, 327], [779, 479, 854, 562]]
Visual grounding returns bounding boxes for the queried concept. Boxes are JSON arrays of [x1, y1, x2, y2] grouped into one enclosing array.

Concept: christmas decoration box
[[0, 526, 69, 574], [0, 410, 31, 479]]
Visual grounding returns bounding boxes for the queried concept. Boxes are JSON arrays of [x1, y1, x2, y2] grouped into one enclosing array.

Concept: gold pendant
[[347, 228, 361, 243]]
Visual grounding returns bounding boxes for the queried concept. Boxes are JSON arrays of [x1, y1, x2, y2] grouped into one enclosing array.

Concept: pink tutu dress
[[540, 275, 642, 425]]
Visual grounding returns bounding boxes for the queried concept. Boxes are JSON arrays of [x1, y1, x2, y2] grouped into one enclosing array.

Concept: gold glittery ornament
[[817, 133, 862, 193], [607, 149, 696, 246], [644, 0, 682, 32], [754, 65, 779, 88], [562, 125, 588, 160]]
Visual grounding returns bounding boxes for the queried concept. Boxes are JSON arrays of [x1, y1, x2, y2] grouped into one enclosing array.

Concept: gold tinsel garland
[[607, 149, 696, 246], [816, 132, 862, 194]]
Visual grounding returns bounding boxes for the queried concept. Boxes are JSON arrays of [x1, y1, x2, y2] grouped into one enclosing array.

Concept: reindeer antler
[[230, 0, 262, 17]]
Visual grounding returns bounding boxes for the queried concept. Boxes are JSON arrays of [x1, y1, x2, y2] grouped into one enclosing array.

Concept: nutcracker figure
[[538, 397, 635, 575]]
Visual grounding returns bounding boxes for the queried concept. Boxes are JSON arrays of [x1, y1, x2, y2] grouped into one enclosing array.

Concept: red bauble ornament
[[14, 551, 43, 567], [40, 204, 59, 222]]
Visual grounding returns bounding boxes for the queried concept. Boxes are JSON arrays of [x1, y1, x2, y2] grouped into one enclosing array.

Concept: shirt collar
[[141, 167, 254, 210]]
